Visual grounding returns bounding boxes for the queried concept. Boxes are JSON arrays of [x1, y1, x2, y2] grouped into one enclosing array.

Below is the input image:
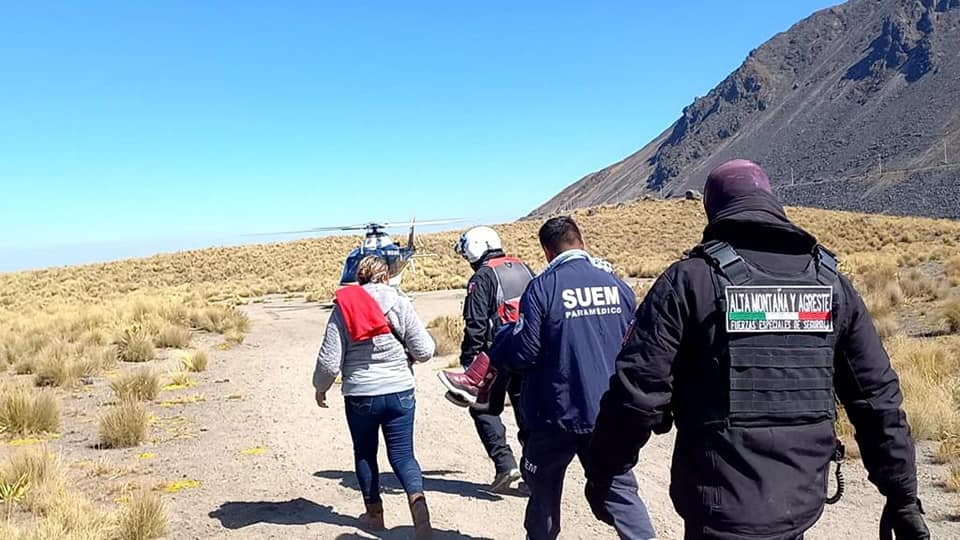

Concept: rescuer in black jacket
[[447, 226, 534, 493], [459, 252, 510, 365], [585, 159, 929, 540]]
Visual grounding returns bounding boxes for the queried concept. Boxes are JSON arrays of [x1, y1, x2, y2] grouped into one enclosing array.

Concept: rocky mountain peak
[[534, 0, 960, 219]]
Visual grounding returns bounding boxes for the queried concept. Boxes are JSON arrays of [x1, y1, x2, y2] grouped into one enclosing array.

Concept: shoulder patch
[[725, 285, 833, 333], [467, 281, 478, 295]]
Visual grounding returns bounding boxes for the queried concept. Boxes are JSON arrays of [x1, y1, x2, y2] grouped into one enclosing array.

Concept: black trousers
[[469, 372, 525, 474], [522, 430, 655, 540]]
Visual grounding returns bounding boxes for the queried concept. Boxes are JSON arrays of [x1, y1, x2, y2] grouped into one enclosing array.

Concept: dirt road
[[53, 290, 958, 539]]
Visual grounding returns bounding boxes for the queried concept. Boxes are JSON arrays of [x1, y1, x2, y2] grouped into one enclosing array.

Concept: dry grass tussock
[[0, 448, 68, 516], [180, 351, 209, 373], [0, 449, 166, 540], [427, 316, 464, 360], [946, 463, 960, 494], [885, 337, 960, 441], [113, 489, 167, 540], [224, 328, 245, 346], [943, 298, 960, 335], [33, 342, 104, 388], [0, 384, 60, 436], [152, 324, 191, 349], [109, 368, 160, 402], [5, 337, 116, 389], [115, 325, 155, 364], [836, 336, 960, 459], [851, 261, 904, 338], [945, 255, 960, 287], [99, 399, 148, 449], [936, 437, 960, 465], [0, 295, 247, 394], [0, 294, 242, 531], [899, 268, 946, 301], [168, 370, 196, 388], [0, 493, 113, 540]]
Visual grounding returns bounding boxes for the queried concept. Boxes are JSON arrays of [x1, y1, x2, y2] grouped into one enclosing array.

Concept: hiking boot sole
[[437, 372, 477, 405], [443, 391, 471, 408]]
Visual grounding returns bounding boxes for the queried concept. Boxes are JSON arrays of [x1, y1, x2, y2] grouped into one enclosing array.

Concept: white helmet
[[454, 226, 502, 263]]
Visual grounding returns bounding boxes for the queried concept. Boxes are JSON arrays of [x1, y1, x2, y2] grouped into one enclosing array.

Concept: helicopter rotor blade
[[300, 223, 374, 231], [241, 224, 373, 236], [381, 218, 467, 228], [242, 218, 468, 237], [241, 228, 329, 237]]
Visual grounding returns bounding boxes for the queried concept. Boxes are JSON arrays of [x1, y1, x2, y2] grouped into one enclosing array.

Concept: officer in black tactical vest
[[584, 159, 929, 540]]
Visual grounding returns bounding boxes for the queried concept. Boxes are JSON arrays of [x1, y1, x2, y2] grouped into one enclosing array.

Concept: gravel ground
[[11, 289, 957, 539]]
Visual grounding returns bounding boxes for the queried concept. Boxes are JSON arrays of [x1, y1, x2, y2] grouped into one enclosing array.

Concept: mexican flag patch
[[725, 286, 834, 333]]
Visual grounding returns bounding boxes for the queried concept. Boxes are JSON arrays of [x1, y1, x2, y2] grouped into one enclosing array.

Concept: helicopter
[[251, 218, 467, 293]]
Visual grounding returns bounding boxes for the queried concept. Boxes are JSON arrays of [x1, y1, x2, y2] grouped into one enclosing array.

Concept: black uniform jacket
[[589, 191, 917, 540]]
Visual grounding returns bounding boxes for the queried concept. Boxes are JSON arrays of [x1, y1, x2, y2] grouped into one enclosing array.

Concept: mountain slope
[[533, 0, 960, 219]]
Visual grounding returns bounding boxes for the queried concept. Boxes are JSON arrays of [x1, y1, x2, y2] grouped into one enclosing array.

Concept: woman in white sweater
[[313, 256, 436, 538]]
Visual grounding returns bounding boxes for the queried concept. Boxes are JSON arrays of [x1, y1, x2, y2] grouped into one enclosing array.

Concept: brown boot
[[408, 493, 432, 539], [359, 501, 384, 530]]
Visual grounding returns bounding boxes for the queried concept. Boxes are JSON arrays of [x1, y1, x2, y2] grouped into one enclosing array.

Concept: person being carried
[[313, 255, 436, 539]]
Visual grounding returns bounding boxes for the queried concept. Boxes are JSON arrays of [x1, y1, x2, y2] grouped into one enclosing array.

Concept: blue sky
[[0, 0, 838, 271]]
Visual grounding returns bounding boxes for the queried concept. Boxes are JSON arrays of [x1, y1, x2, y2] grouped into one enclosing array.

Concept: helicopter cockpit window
[[340, 250, 363, 284]]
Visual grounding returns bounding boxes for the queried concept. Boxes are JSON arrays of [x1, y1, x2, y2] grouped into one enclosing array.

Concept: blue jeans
[[344, 388, 424, 503]]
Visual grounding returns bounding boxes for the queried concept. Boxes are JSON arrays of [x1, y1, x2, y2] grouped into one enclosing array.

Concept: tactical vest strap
[[815, 245, 839, 286], [698, 240, 751, 286]]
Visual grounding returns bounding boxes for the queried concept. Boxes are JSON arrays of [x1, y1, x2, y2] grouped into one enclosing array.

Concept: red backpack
[[483, 256, 534, 324]]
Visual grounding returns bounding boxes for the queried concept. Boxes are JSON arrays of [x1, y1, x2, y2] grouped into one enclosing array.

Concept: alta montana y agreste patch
[[725, 286, 833, 333]]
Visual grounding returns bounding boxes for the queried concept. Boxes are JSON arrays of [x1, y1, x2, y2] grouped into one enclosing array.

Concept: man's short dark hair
[[538, 216, 583, 253]]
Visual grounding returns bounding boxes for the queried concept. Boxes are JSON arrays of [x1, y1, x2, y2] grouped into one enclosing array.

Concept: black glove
[[584, 478, 614, 526], [879, 498, 929, 540]]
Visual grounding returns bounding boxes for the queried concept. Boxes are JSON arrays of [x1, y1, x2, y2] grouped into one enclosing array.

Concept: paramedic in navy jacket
[[500, 216, 656, 540]]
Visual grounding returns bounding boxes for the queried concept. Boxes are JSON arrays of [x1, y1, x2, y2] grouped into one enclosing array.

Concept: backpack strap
[[693, 240, 751, 286], [815, 245, 839, 286], [485, 261, 506, 321], [383, 309, 414, 365]]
